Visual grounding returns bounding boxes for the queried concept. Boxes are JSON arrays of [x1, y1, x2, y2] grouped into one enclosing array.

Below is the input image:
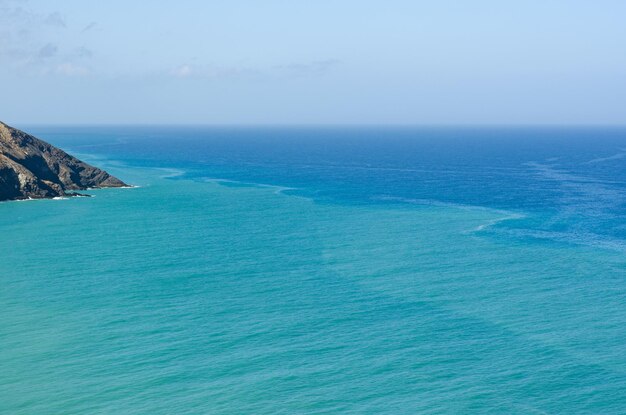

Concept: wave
[[14, 197, 35, 203], [490, 227, 626, 252], [373, 193, 626, 251], [156, 168, 186, 179], [7, 196, 72, 203], [200, 177, 296, 195], [373, 195, 520, 215], [583, 149, 626, 165], [372, 195, 527, 234], [472, 214, 526, 232]]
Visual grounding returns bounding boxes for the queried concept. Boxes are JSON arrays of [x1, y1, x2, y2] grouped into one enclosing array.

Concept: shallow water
[[1, 127, 626, 413]]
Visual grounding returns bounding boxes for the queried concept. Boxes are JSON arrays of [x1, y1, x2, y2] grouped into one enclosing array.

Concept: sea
[[1, 126, 626, 414]]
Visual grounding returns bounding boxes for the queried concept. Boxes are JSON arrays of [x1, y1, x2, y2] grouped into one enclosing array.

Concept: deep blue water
[[33, 125, 626, 248], [2, 126, 626, 414]]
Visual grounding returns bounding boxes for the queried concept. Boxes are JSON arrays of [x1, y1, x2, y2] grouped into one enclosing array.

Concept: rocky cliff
[[0, 121, 127, 201]]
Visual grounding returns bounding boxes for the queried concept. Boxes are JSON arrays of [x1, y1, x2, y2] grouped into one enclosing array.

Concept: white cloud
[[171, 64, 194, 78], [169, 63, 258, 80], [56, 62, 89, 76], [168, 60, 340, 81]]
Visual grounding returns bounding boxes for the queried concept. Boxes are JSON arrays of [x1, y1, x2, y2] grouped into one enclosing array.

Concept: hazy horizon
[[2, 0, 625, 125]]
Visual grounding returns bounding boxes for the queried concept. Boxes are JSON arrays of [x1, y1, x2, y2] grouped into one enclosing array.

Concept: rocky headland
[[0, 121, 127, 201]]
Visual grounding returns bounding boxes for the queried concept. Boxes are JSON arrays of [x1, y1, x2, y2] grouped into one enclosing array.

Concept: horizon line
[[11, 122, 626, 128]]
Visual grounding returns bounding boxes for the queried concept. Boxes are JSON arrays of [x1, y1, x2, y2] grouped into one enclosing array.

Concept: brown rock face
[[0, 121, 128, 201]]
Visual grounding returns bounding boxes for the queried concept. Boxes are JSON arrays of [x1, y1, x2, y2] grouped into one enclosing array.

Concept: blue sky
[[1, 0, 625, 124]]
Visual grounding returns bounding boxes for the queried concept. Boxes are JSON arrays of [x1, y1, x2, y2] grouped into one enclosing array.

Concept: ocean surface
[[2, 126, 626, 414]]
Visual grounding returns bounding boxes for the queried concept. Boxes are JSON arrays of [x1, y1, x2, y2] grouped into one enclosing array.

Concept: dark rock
[[0, 121, 128, 201]]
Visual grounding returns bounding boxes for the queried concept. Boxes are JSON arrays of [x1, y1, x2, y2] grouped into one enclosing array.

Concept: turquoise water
[[2, 127, 626, 413]]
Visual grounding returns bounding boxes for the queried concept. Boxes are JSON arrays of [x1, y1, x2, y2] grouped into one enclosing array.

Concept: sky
[[1, 0, 625, 125]]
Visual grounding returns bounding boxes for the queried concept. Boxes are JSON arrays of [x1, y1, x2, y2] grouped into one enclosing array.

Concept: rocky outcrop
[[0, 121, 127, 201]]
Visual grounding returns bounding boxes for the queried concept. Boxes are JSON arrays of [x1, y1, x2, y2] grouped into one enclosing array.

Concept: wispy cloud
[[43, 11, 65, 28], [171, 64, 194, 78], [55, 62, 89, 76], [274, 59, 341, 77], [81, 21, 97, 33], [169, 63, 261, 80], [38, 42, 58, 59], [169, 59, 340, 81], [0, 0, 94, 76], [74, 46, 93, 59], [0, 1, 60, 63], [0, 0, 32, 21]]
